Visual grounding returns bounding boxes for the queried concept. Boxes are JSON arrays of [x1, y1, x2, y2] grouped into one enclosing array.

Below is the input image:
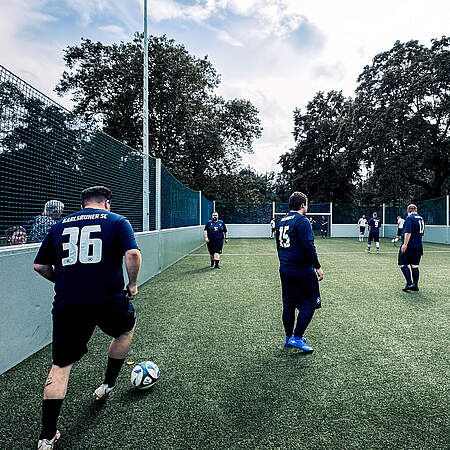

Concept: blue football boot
[[287, 336, 314, 352], [284, 335, 291, 347]]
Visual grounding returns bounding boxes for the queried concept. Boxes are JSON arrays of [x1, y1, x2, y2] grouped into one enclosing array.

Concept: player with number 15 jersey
[[276, 191, 323, 353]]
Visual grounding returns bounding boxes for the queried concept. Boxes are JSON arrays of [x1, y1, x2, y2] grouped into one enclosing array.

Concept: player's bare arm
[[401, 232, 411, 253], [33, 264, 55, 283], [316, 268, 324, 281], [204, 230, 209, 243], [125, 249, 142, 299]]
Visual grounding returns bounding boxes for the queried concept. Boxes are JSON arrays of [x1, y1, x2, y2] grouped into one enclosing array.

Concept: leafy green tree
[[355, 36, 449, 201], [278, 91, 361, 202], [55, 34, 262, 196], [207, 167, 277, 204]]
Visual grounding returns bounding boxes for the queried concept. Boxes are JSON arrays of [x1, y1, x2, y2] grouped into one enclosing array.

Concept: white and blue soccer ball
[[131, 361, 160, 389]]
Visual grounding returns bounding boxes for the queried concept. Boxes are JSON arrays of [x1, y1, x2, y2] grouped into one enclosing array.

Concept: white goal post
[[272, 201, 333, 237]]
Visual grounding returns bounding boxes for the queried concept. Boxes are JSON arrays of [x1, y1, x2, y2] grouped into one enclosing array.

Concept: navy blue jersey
[[34, 208, 139, 311], [204, 220, 227, 240], [402, 214, 424, 249], [276, 212, 321, 275], [321, 218, 328, 227], [368, 217, 382, 234]]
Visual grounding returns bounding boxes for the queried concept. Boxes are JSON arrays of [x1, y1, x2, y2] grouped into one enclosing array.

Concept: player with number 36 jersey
[[35, 202, 138, 313], [33, 186, 141, 449]]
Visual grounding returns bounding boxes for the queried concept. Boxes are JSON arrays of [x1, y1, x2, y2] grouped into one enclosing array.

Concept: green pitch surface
[[1, 238, 449, 449]]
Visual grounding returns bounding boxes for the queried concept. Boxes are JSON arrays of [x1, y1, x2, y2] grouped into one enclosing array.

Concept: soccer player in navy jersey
[[33, 186, 141, 449], [276, 192, 324, 352], [320, 215, 328, 239], [204, 211, 228, 269], [367, 212, 382, 253], [399, 204, 424, 292]]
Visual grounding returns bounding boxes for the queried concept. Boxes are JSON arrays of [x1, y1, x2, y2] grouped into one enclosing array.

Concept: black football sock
[[103, 357, 125, 387], [215, 260, 220, 267], [294, 305, 315, 337], [210, 259, 214, 267], [411, 268, 419, 286], [282, 306, 295, 338], [40, 398, 64, 440], [401, 266, 412, 285]]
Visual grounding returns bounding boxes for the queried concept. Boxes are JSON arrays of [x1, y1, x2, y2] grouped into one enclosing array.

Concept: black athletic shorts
[[280, 271, 321, 310], [397, 228, 403, 237], [398, 248, 423, 266], [368, 233, 379, 243], [207, 239, 224, 255], [360, 226, 365, 234], [52, 300, 136, 367]]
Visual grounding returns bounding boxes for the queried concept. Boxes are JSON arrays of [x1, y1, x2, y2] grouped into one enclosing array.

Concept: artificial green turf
[[1, 238, 449, 449]]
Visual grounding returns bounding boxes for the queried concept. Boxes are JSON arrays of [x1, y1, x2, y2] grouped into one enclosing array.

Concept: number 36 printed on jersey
[[62, 225, 102, 266]]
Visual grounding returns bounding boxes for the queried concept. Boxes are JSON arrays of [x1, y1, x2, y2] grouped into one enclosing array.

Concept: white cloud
[[1, 0, 449, 175], [0, 0, 67, 105], [98, 25, 128, 40]]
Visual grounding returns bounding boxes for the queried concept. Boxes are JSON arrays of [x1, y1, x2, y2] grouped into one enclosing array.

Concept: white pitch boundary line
[[188, 250, 450, 256]]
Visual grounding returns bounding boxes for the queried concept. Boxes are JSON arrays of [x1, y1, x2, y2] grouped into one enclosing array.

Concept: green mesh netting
[[215, 202, 272, 224], [201, 194, 214, 225], [276, 202, 330, 214], [333, 204, 383, 224], [0, 65, 155, 246], [160, 165, 199, 228], [385, 197, 446, 225]]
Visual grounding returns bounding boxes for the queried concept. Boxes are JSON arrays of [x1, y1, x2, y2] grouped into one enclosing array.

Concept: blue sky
[[1, 0, 449, 172]]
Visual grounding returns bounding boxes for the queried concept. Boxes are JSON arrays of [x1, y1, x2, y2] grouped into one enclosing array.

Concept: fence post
[[272, 201, 275, 219], [329, 202, 333, 238], [199, 191, 202, 226], [446, 195, 449, 244], [142, 0, 149, 232], [155, 158, 161, 231], [142, 153, 149, 231], [382, 203, 386, 238], [213, 200, 216, 212]]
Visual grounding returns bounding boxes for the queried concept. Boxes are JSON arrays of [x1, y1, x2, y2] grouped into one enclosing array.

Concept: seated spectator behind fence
[[5, 225, 27, 245], [26, 200, 65, 243]]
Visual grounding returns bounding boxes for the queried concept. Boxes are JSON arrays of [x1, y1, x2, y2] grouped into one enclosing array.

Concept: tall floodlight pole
[[142, 0, 150, 231]]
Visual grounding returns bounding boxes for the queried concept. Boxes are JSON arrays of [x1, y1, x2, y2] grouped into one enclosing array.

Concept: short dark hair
[[289, 191, 308, 211], [373, 212, 377, 217], [81, 186, 112, 207]]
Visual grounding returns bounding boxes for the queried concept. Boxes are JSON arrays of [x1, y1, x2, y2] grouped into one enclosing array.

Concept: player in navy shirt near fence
[[320, 215, 328, 239], [33, 186, 141, 450], [204, 211, 228, 269], [276, 192, 324, 352], [367, 212, 382, 253], [398, 204, 424, 292]]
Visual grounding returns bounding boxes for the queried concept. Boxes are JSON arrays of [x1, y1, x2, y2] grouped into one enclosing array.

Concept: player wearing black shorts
[[357, 215, 367, 242], [367, 212, 382, 253], [204, 211, 228, 268], [398, 204, 424, 292], [276, 192, 324, 352], [33, 186, 141, 449], [320, 215, 328, 239]]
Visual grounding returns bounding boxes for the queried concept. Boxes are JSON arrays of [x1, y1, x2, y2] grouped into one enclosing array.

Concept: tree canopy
[[55, 34, 262, 198], [279, 36, 449, 204]]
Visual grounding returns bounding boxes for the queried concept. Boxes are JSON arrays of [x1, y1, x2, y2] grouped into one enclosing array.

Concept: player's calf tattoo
[[44, 376, 53, 388]]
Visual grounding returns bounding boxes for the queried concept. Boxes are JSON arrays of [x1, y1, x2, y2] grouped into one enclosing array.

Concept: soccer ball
[[131, 361, 160, 389], [392, 239, 395, 243]]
